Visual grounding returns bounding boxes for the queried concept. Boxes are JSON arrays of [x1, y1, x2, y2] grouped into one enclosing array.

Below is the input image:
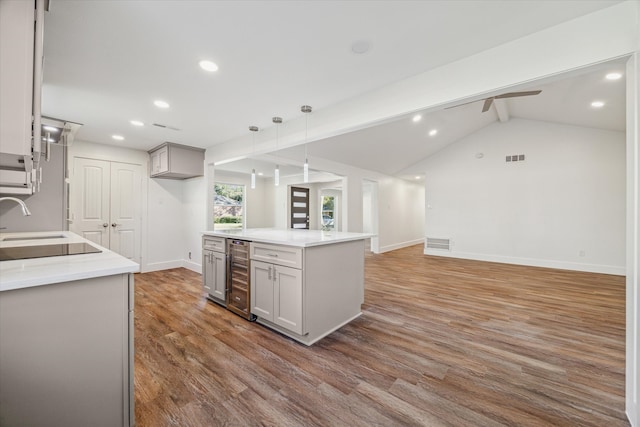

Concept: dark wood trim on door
[[290, 186, 310, 229]]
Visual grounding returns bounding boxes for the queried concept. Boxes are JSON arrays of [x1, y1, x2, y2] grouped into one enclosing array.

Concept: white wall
[[145, 178, 184, 271], [376, 176, 425, 253], [183, 176, 206, 272], [420, 118, 626, 274]]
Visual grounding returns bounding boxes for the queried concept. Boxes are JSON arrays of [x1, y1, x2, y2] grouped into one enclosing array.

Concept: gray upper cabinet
[[0, 0, 45, 194], [148, 142, 205, 179]]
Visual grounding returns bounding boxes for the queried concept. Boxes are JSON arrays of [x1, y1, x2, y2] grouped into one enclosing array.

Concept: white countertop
[[201, 228, 374, 247], [0, 231, 139, 292]]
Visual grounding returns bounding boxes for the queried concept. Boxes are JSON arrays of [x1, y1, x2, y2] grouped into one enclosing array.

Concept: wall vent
[[426, 237, 451, 251], [506, 154, 525, 162], [152, 123, 181, 131]]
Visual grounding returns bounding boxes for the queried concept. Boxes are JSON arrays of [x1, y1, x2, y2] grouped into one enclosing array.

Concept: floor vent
[[426, 238, 451, 251]]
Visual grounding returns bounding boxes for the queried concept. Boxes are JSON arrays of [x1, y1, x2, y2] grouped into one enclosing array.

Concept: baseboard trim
[[423, 249, 625, 276], [182, 259, 202, 274], [141, 260, 184, 273], [378, 238, 424, 254]]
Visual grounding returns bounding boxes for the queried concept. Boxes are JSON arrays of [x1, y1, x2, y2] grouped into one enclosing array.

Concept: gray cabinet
[[0, 273, 134, 426], [250, 243, 304, 335], [148, 142, 204, 179], [203, 236, 226, 304], [0, 0, 45, 194]]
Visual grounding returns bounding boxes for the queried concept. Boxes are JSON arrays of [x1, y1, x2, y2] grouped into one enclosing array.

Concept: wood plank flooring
[[134, 245, 627, 426]]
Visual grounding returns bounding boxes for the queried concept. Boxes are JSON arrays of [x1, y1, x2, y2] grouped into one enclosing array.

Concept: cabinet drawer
[[203, 236, 225, 252], [251, 243, 302, 269]]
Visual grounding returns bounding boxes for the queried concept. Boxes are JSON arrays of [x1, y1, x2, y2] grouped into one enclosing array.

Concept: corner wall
[[422, 118, 626, 274]]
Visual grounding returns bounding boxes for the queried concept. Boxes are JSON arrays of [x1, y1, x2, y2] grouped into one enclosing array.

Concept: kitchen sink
[[1, 235, 66, 242]]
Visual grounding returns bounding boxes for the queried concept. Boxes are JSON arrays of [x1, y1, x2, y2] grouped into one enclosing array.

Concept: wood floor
[[134, 245, 628, 426]]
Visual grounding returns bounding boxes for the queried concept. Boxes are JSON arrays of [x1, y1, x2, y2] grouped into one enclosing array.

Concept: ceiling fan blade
[[445, 99, 481, 109], [494, 90, 542, 99], [481, 98, 494, 112]]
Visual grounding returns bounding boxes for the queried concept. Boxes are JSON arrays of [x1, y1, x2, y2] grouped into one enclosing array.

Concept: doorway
[[290, 186, 309, 229], [70, 157, 142, 264]]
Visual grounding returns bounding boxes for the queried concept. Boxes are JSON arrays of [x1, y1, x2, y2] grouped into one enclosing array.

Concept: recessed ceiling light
[[415, 176, 421, 180], [112, 135, 125, 141], [428, 129, 438, 137], [199, 60, 219, 72], [412, 114, 422, 123], [43, 125, 58, 132], [351, 40, 371, 55], [130, 120, 144, 127], [154, 100, 170, 109], [605, 72, 622, 80], [258, 172, 264, 176], [591, 101, 605, 108]]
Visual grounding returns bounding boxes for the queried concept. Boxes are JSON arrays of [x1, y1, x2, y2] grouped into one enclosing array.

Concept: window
[[214, 183, 244, 230], [321, 195, 335, 230]]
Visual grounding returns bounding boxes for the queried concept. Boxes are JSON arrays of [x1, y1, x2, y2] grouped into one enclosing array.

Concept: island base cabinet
[[0, 274, 134, 427], [251, 260, 303, 335], [203, 248, 226, 304]]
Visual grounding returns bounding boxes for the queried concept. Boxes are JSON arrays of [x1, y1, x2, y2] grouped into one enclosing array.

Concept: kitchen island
[[0, 231, 138, 427], [202, 228, 372, 345]]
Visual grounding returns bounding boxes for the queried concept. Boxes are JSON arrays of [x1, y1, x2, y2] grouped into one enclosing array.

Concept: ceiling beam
[[494, 99, 510, 123]]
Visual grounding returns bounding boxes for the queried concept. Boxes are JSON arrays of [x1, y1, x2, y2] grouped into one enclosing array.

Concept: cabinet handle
[[268, 266, 272, 281], [267, 253, 279, 257]]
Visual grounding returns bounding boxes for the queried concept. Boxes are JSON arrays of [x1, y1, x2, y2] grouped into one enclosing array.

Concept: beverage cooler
[[226, 239, 254, 320]]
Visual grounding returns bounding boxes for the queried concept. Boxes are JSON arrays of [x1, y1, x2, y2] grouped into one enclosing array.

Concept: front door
[[290, 186, 309, 229], [70, 157, 142, 264]]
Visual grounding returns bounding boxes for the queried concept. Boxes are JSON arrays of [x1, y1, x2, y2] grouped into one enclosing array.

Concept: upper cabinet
[[0, 0, 46, 195], [148, 142, 205, 179]]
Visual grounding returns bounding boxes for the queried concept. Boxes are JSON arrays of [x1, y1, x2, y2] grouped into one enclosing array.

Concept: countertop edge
[[201, 229, 374, 247]]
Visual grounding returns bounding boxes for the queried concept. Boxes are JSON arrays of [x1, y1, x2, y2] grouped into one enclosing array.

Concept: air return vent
[[426, 238, 451, 251], [152, 123, 181, 131]]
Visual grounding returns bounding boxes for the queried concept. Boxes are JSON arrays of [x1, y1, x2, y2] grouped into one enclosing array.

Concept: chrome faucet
[[0, 197, 32, 216]]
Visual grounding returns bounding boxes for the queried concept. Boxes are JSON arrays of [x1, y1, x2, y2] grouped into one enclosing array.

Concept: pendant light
[[249, 125, 258, 189], [301, 105, 312, 183], [272, 116, 282, 186]]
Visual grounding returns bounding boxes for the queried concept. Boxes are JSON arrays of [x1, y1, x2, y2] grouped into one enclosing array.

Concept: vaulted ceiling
[[42, 1, 625, 180]]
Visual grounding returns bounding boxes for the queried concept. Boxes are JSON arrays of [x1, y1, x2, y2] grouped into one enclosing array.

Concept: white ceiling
[[42, 1, 626, 179]]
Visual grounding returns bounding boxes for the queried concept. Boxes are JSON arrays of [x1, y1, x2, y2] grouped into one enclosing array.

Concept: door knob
[[102, 223, 108, 228], [111, 223, 121, 227]]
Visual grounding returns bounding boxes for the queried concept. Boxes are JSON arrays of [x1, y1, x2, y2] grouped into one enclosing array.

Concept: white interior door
[[71, 157, 142, 264], [109, 162, 141, 262], [70, 158, 110, 246]]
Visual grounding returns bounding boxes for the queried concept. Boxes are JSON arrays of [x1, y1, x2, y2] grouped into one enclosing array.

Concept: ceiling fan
[[449, 90, 542, 112]]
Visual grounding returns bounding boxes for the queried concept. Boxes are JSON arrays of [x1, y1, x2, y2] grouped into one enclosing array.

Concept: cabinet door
[[251, 260, 274, 322], [211, 251, 226, 301], [273, 265, 303, 334], [203, 250, 214, 294], [0, 0, 34, 159]]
